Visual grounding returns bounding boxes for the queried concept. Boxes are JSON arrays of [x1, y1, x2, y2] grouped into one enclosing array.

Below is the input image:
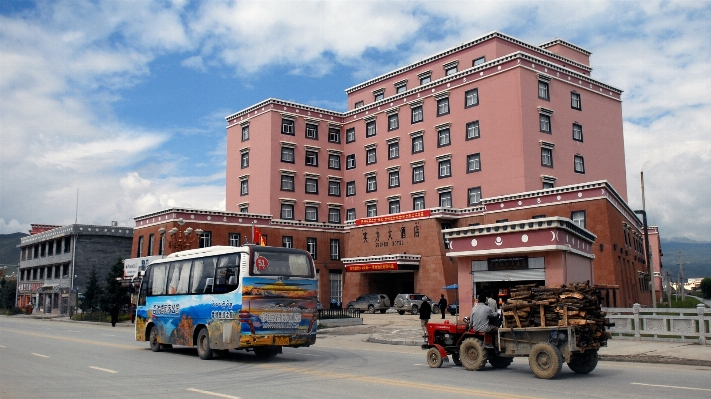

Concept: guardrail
[[602, 304, 710, 345], [317, 308, 360, 320]]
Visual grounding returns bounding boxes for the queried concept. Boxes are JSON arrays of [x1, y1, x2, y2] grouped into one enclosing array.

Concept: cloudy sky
[[1, 0, 709, 241]]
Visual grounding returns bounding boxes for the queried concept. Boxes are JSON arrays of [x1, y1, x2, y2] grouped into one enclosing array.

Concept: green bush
[[0, 307, 23, 315], [700, 277, 711, 299], [669, 296, 702, 308]]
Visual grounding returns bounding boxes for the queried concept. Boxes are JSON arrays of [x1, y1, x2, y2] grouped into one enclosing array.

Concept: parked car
[[448, 301, 459, 316], [393, 294, 440, 315], [346, 294, 391, 314]]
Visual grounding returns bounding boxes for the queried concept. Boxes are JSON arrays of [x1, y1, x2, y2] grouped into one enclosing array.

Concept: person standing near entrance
[[486, 294, 498, 313], [110, 303, 119, 327], [438, 294, 448, 320], [419, 299, 432, 337]]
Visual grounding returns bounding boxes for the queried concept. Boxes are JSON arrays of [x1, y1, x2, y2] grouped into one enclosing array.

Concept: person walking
[[110, 303, 119, 327], [438, 294, 448, 320], [419, 298, 432, 337], [486, 294, 498, 313]]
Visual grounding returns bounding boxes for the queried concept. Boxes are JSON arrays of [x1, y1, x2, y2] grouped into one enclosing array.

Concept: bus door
[[211, 254, 241, 349]]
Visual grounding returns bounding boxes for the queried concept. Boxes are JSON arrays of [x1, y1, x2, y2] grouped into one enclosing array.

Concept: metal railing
[[317, 308, 360, 320], [603, 304, 710, 345]]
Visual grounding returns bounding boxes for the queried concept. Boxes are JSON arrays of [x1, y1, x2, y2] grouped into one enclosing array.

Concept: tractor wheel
[[488, 355, 514, 369], [426, 348, 444, 368], [459, 338, 487, 371], [452, 352, 462, 366], [567, 350, 599, 374], [529, 343, 563, 379]]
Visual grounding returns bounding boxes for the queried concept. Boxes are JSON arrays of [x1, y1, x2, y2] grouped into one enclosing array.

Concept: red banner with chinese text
[[345, 262, 399, 273], [355, 210, 431, 226]]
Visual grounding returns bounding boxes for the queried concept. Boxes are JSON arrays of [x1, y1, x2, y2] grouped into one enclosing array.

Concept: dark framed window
[[328, 154, 341, 169], [305, 178, 318, 194], [543, 181, 555, 189], [388, 142, 399, 159], [366, 120, 376, 137], [445, 65, 458, 76], [281, 147, 295, 163], [346, 208, 356, 221], [467, 153, 481, 173], [240, 180, 248, 195], [541, 148, 553, 167], [328, 181, 341, 196], [389, 200, 400, 214], [354, 100, 364, 109], [439, 191, 452, 208], [437, 97, 450, 116], [388, 171, 400, 188], [412, 166, 425, 183], [366, 148, 376, 165], [346, 181, 356, 196], [366, 176, 377, 192], [282, 236, 293, 248], [306, 123, 318, 139], [328, 209, 341, 224], [466, 120, 480, 140], [412, 135, 424, 153], [346, 127, 356, 143], [540, 114, 551, 133], [438, 160, 452, 178], [413, 195, 425, 210], [388, 113, 399, 131], [306, 237, 317, 259], [573, 123, 583, 142], [229, 233, 241, 246], [198, 231, 212, 248], [571, 92, 582, 110], [467, 187, 482, 206], [305, 151, 318, 166], [538, 81, 549, 100], [366, 204, 377, 217], [437, 128, 451, 147], [280, 175, 294, 191], [241, 125, 249, 141], [240, 152, 249, 168], [419, 75, 431, 85], [396, 84, 407, 94], [472, 56, 486, 66], [374, 92, 384, 102], [305, 207, 318, 222], [571, 210, 586, 228], [281, 204, 294, 220], [346, 154, 356, 169], [328, 128, 340, 143], [574, 155, 585, 173], [239, 205, 248, 213], [465, 88, 479, 108], [330, 239, 340, 259], [411, 106, 423, 123], [282, 119, 295, 135]]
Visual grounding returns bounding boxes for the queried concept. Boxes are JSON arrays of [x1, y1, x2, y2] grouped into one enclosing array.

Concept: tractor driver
[[470, 294, 498, 333]]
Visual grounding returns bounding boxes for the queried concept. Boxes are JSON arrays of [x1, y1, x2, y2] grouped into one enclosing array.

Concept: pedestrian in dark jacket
[[438, 294, 448, 319], [110, 303, 119, 327], [419, 299, 432, 337]]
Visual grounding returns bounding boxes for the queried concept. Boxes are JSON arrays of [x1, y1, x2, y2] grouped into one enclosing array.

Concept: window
[[328, 154, 341, 169], [374, 92, 384, 102], [574, 155, 585, 173], [411, 106, 423, 123], [282, 119, 295, 135], [354, 100, 364, 109], [148, 234, 154, 256], [366, 148, 377, 165], [346, 154, 356, 169], [229, 233, 241, 246], [412, 165, 425, 183], [543, 181, 555, 189], [198, 231, 212, 248], [346, 181, 356, 196], [137, 236, 144, 257], [473, 56, 486, 66], [159, 234, 165, 255], [305, 178, 318, 193], [330, 239, 340, 259], [388, 141, 399, 159], [468, 187, 482, 206], [438, 160, 451, 178], [305, 150, 318, 166], [239, 205, 248, 213], [328, 128, 340, 143], [571, 92, 582, 110], [573, 123, 583, 142], [420, 75, 431, 85], [346, 208, 356, 221], [396, 84, 407, 94], [328, 208, 340, 224], [282, 236, 293, 248], [445, 65, 458, 76], [540, 114, 551, 133], [439, 191, 452, 208], [412, 135, 424, 153], [465, 120, 480, 140], [329, 271, 342, 304], [281, 147, 294, 163], [306, 238, 317, 259], [281, 175, 294, 191], [465, 88, 479, 108], [571, 210, 586, 229], [328, 180, 341, 196], [242, 125, 249, 141], [366, 120, 376, 137], [306, 123, 318, 139], [467, 153, 481, 173], [437, 98, 450, 116], [305, 206, 318, 222], [438, 128, 450, 147], [240, 179, 248, 195], [538, 81, 549, 100], [541, 148, 553, 167], [281, 204, 294, 219], [346, 128, 355, 143], [388, 113, 399, 131], [389, 170, 400, 188], [366, 204, 377, 217], [389, 200, 400, 214], [366, 175, 377, 192], [240, 152, 249, 168]]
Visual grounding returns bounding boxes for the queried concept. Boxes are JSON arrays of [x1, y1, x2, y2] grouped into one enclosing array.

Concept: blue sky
[[1, 0, 710, 241]]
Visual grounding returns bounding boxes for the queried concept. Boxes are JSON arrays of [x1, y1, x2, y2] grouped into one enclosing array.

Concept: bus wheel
[[149, 327, 162, 352], [196, 327, 213, 360]]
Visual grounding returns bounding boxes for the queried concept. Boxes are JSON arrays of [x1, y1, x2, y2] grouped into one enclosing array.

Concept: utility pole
[[666, 270, 672, 308], [678, 252, 685, 301]]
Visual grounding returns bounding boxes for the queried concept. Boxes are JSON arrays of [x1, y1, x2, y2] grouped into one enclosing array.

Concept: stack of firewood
[[501, 282, 609, 347]]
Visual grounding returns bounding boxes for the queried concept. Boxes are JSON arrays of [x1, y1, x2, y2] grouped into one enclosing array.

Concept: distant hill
[[660, 238, 711, 279]]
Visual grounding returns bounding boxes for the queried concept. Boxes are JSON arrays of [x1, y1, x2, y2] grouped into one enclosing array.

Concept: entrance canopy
[[341, 254, 421, 273]]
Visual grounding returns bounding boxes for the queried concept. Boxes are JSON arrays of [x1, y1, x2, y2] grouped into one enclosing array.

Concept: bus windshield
[[251, 248, 313, 277]]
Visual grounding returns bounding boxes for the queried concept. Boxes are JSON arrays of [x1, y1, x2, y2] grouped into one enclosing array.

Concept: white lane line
[[31, 353, 50, 358], [632, 382, 711, 392], [89, 366, 117, 374], [187, 388, 241, 398], [0, 345, 6, 348]]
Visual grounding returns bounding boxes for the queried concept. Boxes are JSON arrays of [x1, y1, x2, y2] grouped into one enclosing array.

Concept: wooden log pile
[[501, 282, 609, 347]]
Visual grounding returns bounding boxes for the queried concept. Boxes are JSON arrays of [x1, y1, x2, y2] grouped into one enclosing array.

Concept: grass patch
[[664, 297, 703, 308]]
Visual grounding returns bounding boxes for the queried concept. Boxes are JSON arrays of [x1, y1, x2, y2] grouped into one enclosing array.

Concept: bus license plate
[[275, 336, 289, 345]]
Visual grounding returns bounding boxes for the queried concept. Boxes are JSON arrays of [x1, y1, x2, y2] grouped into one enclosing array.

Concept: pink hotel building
[[134, 32, 661, 312]]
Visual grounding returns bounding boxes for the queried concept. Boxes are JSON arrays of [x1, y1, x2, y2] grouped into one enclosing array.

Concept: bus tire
[[196, 327, 213, 360], [529, 343, 563, 379], [149, 327, 162, 352]]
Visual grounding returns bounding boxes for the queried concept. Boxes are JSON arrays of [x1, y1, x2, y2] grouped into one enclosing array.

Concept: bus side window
[[138, 267, 151, 305], [167, 260, 192, 295], [151, 264, 168, 296], [215, 254, 240, 293], [191, 256, 216, 294]]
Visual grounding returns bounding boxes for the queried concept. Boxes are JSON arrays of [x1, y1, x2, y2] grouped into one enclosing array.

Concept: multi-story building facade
[[17, 223, 133, 314]]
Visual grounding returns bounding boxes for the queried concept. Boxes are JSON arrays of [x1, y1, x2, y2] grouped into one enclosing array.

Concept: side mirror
[[204, 278, 214, 293]]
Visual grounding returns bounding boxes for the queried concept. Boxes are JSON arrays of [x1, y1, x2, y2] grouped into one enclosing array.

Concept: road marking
[[89, 366, 117, 374], [0, 345, 6, 348], [31, 353, 50, 358], [632, 382, 711, 392], [258, 364, 542, 399], [0, 328, 137, 350], [187, 388, 241, 398]]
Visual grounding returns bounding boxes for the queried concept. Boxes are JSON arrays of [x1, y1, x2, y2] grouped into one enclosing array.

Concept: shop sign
[[346, 263, 399, 273], [355, 210, 431, 226], [124, 255, 163, 278], [488, 256, 528, 271], [362, 222, 421, 249], [19, 283, 43, 293]]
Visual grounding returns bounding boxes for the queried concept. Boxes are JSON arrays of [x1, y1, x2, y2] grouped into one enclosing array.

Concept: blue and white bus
[[135, 245, 318, 359]]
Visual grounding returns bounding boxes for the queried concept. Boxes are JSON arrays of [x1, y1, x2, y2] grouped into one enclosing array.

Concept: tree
[[101, 257, 128, 311], [700, 277, 711, 299], [0, 278, 17, 309], [81, 266, 102, 312]]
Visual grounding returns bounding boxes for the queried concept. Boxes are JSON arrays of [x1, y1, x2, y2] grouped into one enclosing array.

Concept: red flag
[[253, 226, 266, 246]]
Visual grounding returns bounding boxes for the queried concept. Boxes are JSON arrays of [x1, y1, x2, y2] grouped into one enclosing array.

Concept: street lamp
[[158, 218, 203, 253]]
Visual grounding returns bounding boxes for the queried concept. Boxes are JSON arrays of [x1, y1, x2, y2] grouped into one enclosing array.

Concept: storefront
[[341, 254, 421, 301]]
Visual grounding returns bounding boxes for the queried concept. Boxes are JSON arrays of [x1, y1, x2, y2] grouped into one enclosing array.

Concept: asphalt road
[[1, 317, 710, 399]]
